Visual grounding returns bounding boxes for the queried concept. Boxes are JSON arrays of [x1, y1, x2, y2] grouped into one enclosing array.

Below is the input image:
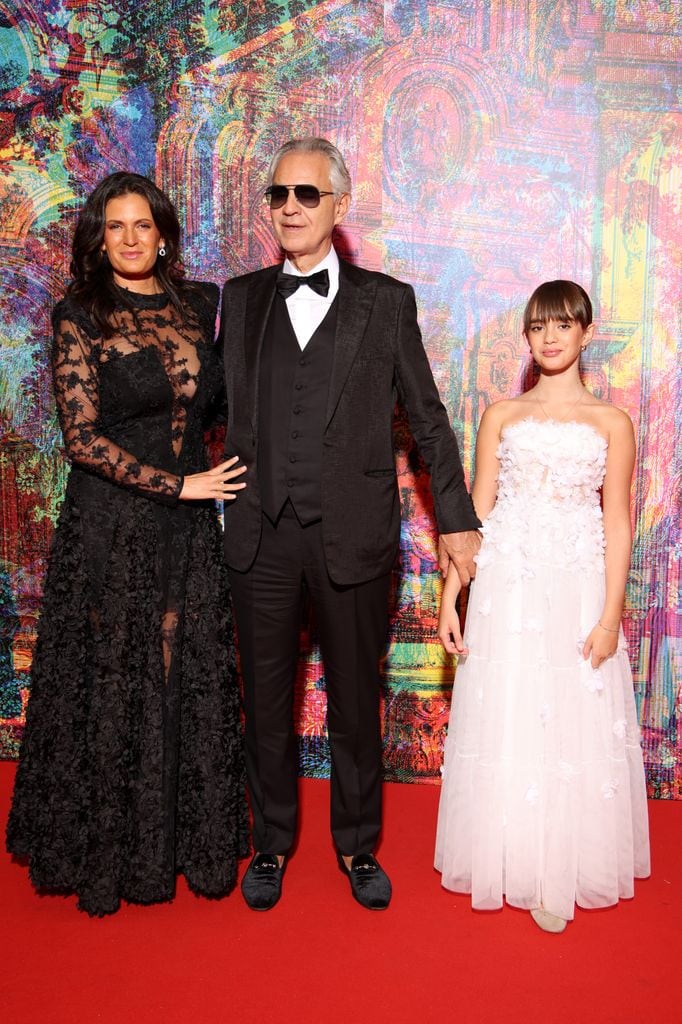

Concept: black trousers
[[228, 503, 391, 856]]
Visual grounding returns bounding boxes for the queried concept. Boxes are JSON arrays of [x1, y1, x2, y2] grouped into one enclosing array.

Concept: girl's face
[[101, 193, 164, 290], [525, 313, 594, 373]]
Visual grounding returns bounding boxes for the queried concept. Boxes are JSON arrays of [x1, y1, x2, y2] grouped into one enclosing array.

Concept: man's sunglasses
[[264, 184, 336, 209]]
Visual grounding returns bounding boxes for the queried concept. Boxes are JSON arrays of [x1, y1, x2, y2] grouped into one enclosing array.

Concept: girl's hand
[[582, 622, 619, 669], [180, 456, 247, 501], [438, 598, 469, 656]]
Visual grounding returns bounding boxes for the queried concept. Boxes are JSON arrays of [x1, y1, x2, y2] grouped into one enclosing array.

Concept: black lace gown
[[6, 283, 249, 916]]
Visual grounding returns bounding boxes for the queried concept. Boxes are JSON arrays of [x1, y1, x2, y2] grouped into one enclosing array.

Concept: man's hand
[[438, 531, 481, 587]]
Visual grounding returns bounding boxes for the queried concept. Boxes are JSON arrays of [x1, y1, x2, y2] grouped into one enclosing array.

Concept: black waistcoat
[[258, 294, 338, 524]]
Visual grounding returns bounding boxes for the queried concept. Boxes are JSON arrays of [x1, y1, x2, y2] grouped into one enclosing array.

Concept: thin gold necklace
[[534, 387, 585, 424]]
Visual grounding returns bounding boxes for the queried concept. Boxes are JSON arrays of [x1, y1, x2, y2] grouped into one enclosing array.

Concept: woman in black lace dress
[[6, 172, 250, 915]]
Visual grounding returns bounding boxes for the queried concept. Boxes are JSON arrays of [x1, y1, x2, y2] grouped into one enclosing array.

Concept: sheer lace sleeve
[[52, 304, 183, 504]]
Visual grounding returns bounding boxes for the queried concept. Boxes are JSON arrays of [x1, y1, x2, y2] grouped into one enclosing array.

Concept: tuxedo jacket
[[219, 257, 480, 585]]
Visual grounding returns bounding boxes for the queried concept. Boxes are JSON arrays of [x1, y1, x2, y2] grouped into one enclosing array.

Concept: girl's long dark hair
[[67, 171, 192, 337]]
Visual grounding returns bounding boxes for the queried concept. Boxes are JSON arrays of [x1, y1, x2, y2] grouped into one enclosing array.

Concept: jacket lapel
[[244, 265, 279, 433], [325, 259, 376, 427]]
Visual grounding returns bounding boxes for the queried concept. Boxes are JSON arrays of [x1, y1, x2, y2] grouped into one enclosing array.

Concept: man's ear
[[333, 192, 351, 227]]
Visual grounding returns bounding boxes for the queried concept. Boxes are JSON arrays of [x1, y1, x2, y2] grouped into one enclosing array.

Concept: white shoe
[[530, 907, 567, 934]]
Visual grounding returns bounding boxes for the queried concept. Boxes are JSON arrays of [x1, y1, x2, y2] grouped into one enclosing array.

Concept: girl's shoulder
[[474, 399, 527, 454], [580, 396, 634, 441], [480, 397, 525, 420], [478, 396, 535, 432]]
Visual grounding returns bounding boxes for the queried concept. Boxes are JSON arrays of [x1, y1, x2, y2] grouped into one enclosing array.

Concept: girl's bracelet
[[598, 621, 620, 634]]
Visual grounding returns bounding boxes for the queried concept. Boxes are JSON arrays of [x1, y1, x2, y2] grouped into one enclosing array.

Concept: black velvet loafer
[[241, 853, 285, 911], [337, 853, 392, 910]]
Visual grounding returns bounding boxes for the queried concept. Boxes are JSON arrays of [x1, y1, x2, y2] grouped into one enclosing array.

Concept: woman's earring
[[158, 246, 166, 257], [581, 344, 586, 351]]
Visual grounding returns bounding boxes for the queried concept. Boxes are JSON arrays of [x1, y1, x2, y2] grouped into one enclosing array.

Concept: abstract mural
[[0, 1, 680, 795]]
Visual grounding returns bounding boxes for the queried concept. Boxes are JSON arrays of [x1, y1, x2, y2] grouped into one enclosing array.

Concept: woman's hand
[[179, 456, 247, 501], [582, 622, 619, 669]]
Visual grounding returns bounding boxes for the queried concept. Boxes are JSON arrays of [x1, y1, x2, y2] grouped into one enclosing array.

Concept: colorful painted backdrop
[[0, 1, 679, 795]]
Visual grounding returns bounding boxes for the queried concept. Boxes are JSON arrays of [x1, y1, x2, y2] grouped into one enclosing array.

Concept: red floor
[[1, 762, 679, 1024]]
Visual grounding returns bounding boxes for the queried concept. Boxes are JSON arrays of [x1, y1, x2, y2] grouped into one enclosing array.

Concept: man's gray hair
[[267, 137, 352, 195]]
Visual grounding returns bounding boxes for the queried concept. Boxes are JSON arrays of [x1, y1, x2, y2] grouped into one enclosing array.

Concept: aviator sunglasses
[[264, 184, 336, 209]]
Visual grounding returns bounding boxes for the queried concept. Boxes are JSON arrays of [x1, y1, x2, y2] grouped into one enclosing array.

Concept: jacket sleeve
[[392, 284, 481, 534]]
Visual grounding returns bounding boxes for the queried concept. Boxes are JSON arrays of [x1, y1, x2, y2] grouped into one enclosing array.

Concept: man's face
[[269, 151, 349, 271]]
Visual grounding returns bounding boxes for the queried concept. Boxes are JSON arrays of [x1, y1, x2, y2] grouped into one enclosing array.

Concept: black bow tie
[[276, 268, 330, 298]]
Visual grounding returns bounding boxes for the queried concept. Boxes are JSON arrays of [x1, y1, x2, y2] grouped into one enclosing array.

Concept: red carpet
[[1, 761, 678, 1024]]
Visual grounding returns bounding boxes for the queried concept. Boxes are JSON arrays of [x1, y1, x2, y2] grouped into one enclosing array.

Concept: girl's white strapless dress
[[435, 418, 650, 920]]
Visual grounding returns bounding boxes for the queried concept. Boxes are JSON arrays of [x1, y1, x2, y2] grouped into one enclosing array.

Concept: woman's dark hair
[[523, 280, 593, 336], [67, 171, 190, 337]]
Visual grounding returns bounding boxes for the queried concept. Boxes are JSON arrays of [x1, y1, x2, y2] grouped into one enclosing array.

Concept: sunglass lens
[[266, 186, 289, 208], [294, 185, 321, 207]]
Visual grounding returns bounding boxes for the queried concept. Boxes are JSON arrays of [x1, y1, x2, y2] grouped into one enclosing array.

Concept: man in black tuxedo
[[220, 137, 480, 911]]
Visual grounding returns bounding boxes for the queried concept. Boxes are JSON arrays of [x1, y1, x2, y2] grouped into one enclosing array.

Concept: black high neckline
[[115, 285, 169, 311]]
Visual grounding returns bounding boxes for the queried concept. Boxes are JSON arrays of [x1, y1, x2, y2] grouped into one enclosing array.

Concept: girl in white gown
[[435, 281, 650, 933]]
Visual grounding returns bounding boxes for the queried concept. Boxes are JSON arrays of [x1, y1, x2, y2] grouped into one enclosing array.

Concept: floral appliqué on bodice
[[476, 418, 608, 575]]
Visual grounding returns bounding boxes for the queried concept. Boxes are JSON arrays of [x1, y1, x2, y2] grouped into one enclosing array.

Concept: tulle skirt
[[435, 558, 650, 921]]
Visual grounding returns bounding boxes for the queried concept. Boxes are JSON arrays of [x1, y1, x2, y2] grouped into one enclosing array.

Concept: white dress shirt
[[281, 247, 340, 349]]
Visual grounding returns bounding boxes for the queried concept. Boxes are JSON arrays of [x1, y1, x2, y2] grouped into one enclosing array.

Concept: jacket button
[[295, 383, 303, 390], [291, 431, 299, 439], [289, 455, 297, 463], [293, 406, 301, 414]]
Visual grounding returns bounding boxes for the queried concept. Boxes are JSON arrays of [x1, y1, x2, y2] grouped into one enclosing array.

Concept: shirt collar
[[283, 247, 339, 292]]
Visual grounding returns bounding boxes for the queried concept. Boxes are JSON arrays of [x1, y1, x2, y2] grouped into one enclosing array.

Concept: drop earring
[[158, 246, 166, 257]]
